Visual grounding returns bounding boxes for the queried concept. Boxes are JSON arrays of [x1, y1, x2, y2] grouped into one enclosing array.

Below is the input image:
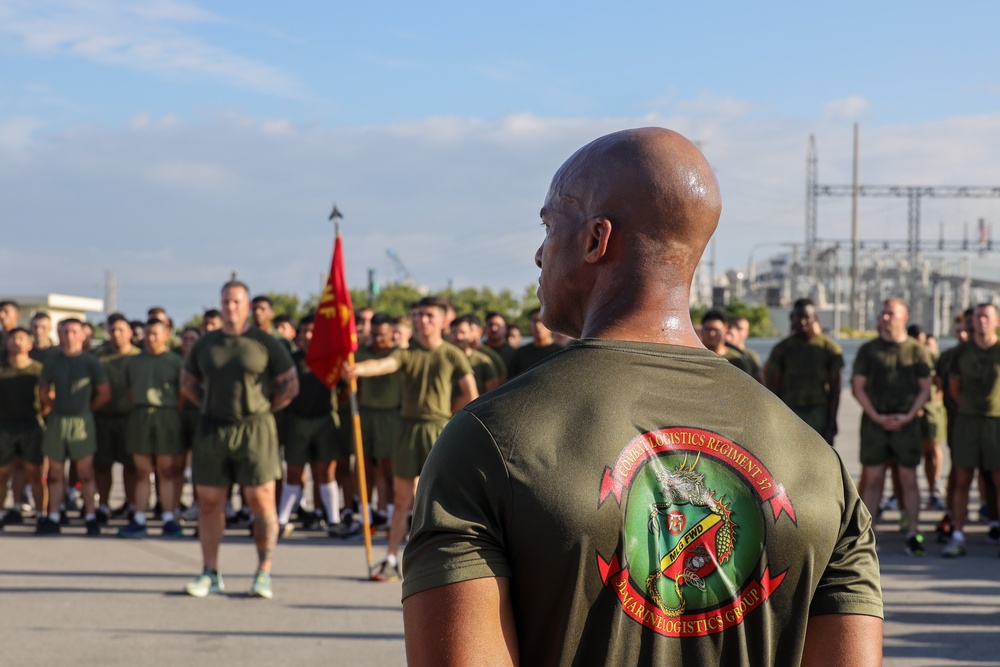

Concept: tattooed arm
[[270, 366, 299, 411], [180, 369, 204, 407]]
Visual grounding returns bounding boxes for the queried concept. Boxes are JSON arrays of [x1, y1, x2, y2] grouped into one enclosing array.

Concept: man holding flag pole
[[306, 205, 376, 575]]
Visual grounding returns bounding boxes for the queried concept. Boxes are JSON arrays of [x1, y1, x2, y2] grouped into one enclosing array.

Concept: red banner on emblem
[[306, 233, 358, 388], [598, 427, 796, 524]]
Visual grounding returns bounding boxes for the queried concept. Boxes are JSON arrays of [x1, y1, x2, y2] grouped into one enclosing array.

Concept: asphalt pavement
[[1, 391, 998, 666]]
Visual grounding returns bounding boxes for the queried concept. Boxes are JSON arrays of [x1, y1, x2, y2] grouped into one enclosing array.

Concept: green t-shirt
[[508, 342, 564, 378], [453, 348, 498, 397], [488, 341, 517, 372], [477, 344, 507, 380], [765, 334, 844, 408], [355, 346, 403, 410], [937, 346, 959, 413], [721, 344, 755, 376], [126, 350, 183, 409], [286, 349, 336, 418], [403, 339, 882, 666], [184, 328, 295, 422], [390, 341, 474, 421], [949, 340, 1000, 416], [852, 337, 932, 414], [0, 360, 43, 424], [29, 346, 60, 367], [40, 351, 109, 416], [94, 344, 141, 415]]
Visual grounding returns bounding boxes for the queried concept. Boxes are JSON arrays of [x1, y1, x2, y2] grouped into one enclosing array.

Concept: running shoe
[[936, 514, 953, 543], [249, 570, 273, 599], [328, 520, 362, 539], [94, 508, 110, 525], [4, 508, 24, 525], [904, 533, 925, 557], [85, 518, 101, 536], [989, 525, 1000, 544], [117, 521, 147, 538], [372, 560, 401, 582], [925, 496, 946, 511], [942, 537, 967, 558], [161, 520, 184, 538], [181, 503, 200, 522], [185, 569, 224, 597], [880, 496, 898, 512], [279, 523, 295, 539], [35, 517, 60, 535]]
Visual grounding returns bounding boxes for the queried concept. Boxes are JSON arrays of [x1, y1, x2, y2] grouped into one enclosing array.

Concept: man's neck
[[223, 321, 251, 336], [111, 342, 133, 355], [416, 333, 443, 349], [61, 346, 83, 357], [975, 331, 998, 349], [880, 330, 907, 344], [6, 352, 32, 369]]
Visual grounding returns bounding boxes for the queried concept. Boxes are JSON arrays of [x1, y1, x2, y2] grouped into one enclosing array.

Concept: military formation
[[0, 293, 562, 598]]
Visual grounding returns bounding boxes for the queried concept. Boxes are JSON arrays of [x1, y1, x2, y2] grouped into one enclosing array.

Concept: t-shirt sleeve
[[916, 347, 932, 378], [401, 410, 512, 600], [809, 460, 884, 619], [263, 333, 294, 377], [851, 344, 869, 378], [184, 339, 203, 379], [827, 340, 845, 373], [763, 341, 783, 374], [90, 356, 110, 385], [450, 346, 474, 381]]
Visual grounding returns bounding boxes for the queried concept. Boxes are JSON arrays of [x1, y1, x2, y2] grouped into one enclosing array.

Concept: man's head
[[202, 309, 223, 332], [370, 313, 395, 353], [144, 319, 170, 355], [906, 323, 926, 345], [181, 327, 200, 356], [296, 314, 315, 352], [878, 298, 909, 342], [450, 315, 478, 352], [274, 314, 296, 342], [222, 281, 252, 333], [527, 308, 553, 347], [130, 320, 146, 346], [106, 313, 133, 352], [81, 322, 94, 351], [535, 127, 721, 339], [356, 307, 375, 345], [727, 316, 750, 348], [147, 307, 171, 328], [0, 300, 21, 332], [393, 315, 412, 349], [507, 324, 523, 348], [484, 312, 507, 346], [972, 303, 999, 341], [413, 297, 449, 345], [251, 295, 274, 330], [30, 311, 52, 348], [790, 298, 818, 340], [5, 327, 32, 357], [60, 318, 86, 354], [700, 310, 728, 352]]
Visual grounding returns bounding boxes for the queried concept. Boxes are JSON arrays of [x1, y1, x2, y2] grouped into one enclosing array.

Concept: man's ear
[[583, 217, 612, 264]]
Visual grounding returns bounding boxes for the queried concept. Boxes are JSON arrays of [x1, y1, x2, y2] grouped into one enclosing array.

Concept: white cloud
[[0, 116, 45, 149], [3, 107, 1000, 322], [0, 0, 305, 97], [820, 95, 870, 121]]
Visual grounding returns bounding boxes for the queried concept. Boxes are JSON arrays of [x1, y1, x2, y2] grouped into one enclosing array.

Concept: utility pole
[[850, 124, 859, 330]]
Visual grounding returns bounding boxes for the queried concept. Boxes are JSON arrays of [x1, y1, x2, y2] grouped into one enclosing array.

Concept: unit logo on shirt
[[596, 427, 796, 637]]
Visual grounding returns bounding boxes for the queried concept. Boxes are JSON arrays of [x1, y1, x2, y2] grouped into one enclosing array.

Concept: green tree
[[690, 298, 774, 337]]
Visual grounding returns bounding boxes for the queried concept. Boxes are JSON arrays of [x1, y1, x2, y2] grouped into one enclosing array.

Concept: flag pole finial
[[329, 203, 343, 236]]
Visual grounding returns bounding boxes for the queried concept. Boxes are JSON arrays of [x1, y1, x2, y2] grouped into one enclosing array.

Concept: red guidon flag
[[307, 233, 358, 387]]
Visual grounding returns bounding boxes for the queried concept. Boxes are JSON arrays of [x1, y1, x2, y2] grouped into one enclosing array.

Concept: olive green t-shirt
[[355, 346, 403, 410], [40, 351, 109, 416], [29, 345, 60, 367], [453, 348, 498, 397], [184, 328, 295, 422], [937, 346, 959, 413], [488, 341, 517, 372], [852, 337, 932, 414], [403, 339, 882, 667], [508, 342, 564, 378], [390, 341, 474, 421], [721, 345, 755, 376], [94, 344, 141, 415], [949, 340, 1000, 416], [127, 350, 183, 409], [0, 360, 43, 423], [477, 344, 507, 379], [765, 334, 844, 408], [286, 349, 336, 419]]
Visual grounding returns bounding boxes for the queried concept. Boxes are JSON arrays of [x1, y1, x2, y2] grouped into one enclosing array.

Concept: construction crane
[[385, 249, 415, 286]]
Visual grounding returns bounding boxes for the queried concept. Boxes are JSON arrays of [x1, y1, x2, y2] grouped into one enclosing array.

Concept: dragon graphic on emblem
[[645, 452, 738, 616]]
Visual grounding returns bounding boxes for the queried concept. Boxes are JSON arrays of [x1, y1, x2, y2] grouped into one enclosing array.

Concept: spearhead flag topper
[[307, 231, 357, 387]]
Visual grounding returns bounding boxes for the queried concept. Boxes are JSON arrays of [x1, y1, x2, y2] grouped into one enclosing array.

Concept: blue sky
[[3, 0, 1000, 321]]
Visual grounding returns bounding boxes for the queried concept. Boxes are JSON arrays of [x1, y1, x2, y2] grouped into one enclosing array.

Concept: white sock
[[320, 482, 340, 524], [385, 553, 397, 567], [134, 512, 147, 526], [99, 504, 110, 515], [162, 511, 175, 523], [386, 503, 395, 523], [952, 530, 965, 541], [277, 484, 303, 525], [49, 512, 61, 523]]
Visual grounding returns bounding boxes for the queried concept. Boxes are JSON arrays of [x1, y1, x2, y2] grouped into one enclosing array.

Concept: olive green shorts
[[790, 404, 828, 437], [361, 408, 400, 459], [192, 413, 282, 488], [128, 407, 184, 457], [859, 414, 922, 467], [951, 414, 1000, 471], [0, 421, 45, 467], [393, 418, 447, 480], [95, 413, 131, 466], [43, 413, 97, 462], [283, 413, 347, 466], [920, 401, 947, 442]]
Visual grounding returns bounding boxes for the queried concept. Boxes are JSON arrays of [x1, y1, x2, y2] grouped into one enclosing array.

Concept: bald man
[[402, 128, 882, 666]]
